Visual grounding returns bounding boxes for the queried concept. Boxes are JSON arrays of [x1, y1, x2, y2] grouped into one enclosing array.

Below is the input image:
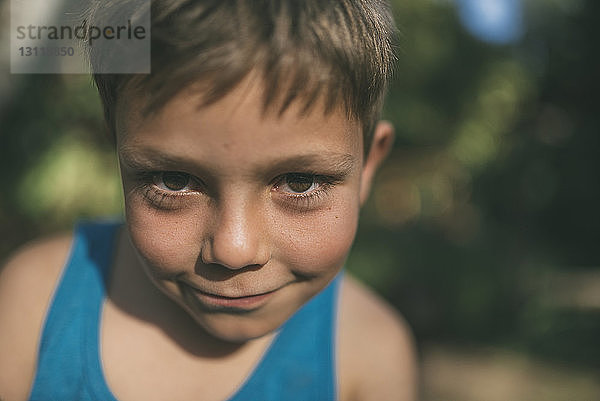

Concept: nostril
[[199, 237, 270, 271], [193, 260, 266, 282]]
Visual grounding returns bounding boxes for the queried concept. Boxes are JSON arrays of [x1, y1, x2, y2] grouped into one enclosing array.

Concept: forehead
[[116, 77, 363, 172]]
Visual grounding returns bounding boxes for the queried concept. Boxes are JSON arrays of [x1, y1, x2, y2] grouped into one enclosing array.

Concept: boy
[[0, 0, 417, 400]]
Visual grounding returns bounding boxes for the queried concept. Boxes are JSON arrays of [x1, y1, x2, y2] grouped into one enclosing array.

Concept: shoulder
[[0, 232, 73, 401], [337, 274, 418, 401]]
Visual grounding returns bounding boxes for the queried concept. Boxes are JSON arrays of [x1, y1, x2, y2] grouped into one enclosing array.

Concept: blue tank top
[[28, 221, 341, 401]]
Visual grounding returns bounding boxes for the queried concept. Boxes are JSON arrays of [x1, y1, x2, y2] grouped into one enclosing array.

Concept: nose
[[201, 198, 270, 270]]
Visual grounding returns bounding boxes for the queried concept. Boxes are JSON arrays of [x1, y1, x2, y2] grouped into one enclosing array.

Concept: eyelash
[[272, 176, 335, 211], [133, 172, 199, 209], [133, 171, 338, 211]]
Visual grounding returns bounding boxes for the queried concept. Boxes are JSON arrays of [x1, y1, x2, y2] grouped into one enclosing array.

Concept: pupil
[[287, 174, 313, 193], [163, 172, 189, 191]]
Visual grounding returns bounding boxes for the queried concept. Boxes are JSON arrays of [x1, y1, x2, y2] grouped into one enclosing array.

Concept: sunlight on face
[[116, 78, 364, 342]]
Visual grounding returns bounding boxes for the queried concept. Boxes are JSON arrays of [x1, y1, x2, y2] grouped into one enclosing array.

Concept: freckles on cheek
[[125, 200, 201, 273], [284, 203, 359, 275]]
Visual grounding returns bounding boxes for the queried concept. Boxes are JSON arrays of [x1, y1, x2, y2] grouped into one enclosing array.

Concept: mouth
[[180, 284, 282, 312]]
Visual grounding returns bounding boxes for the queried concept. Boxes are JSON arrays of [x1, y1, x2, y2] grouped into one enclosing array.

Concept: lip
[[183, 285, 280, 311]]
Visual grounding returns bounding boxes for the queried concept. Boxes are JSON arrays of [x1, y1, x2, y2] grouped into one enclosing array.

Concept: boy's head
[[93, 0, 397, 343]]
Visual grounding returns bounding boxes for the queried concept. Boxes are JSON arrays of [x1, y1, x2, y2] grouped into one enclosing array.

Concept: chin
[[196, 313, 281, 343]]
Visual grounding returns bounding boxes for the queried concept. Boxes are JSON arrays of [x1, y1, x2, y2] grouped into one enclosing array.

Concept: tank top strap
[[29, 220, 121, 401], [228, 272, 342, 401]]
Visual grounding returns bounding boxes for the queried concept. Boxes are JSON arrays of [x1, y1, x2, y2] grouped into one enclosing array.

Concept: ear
[[360, 121, 395, 206]]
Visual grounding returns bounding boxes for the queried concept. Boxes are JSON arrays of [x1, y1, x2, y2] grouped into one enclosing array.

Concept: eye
[[278, 173, 319, 194], [153, 172, 194, 192]]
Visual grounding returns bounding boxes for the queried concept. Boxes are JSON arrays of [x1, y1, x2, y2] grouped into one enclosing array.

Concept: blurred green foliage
[[1, 0, 599, 371], [354, 0, 600, 368], [0, 75, 121, 256]]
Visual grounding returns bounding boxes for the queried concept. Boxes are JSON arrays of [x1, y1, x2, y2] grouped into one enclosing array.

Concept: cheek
[[124, 194, 202, 274], [277, 195, 359, 275]]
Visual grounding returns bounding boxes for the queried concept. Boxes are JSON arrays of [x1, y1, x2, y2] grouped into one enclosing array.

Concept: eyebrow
[[266, 153, 357, 175], [119, 146, 201, 171], [118, 146, 358, 177]]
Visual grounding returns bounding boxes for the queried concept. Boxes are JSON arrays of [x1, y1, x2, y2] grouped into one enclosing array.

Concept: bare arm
[[0, 234, 72, 401], [337, 275, 418, 401]]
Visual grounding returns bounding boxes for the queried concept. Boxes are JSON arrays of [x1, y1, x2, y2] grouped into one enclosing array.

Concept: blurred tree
[[348, 0, 600, 367]]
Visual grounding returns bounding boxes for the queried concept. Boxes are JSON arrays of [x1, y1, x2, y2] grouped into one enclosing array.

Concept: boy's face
[[116, 78, 388, 342]]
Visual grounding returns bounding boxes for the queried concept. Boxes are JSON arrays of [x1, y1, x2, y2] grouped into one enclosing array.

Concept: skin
[[0, 76, 417, 401], [117, 77, 369, 343]]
